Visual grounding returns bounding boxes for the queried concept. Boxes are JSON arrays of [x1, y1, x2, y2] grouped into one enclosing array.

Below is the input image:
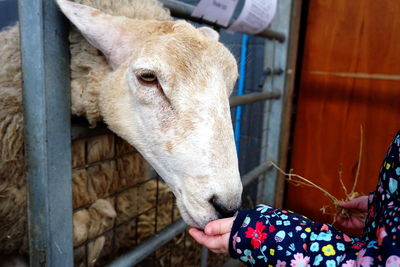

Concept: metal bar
[[257, 0, 294, 205], [18, 0, 73, 266], [108, 220, 187, 267], [234, 34, 249, 156], [200, 247, 209, 267], [242, 161, 272, 187], [229, 90, 281, 108], [108, 161, 272, 266], [71, 118, 110, 140], [159, 0, 286, 42], [274, 0, 303, 208], [263, 67, 285, 76], [257, 68, 284, 88], [71, 89, 282, 140]]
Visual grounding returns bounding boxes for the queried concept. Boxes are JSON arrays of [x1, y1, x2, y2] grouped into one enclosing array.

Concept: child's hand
[[336, 195, 369, 231], [188, 217, 235, 254]]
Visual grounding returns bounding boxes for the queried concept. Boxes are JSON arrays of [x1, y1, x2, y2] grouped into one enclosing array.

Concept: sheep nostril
[[209, 196, 237, 218]]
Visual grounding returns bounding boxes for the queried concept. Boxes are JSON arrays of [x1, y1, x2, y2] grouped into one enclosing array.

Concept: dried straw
[[271, 126, 366, 224]]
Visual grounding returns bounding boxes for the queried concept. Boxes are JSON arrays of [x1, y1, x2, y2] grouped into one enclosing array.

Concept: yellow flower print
[[322, 244, 336, 256], [386, 162, 391, 170], [270, 249, 275, 256], [305, 227, 311, 233]]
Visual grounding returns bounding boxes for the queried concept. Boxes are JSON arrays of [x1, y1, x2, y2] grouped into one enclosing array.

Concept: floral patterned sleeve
[[228, 205, 371, 267], [229, 132, 400, 266]]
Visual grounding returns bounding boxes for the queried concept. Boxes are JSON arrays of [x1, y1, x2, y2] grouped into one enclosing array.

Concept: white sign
[[228, 0, 277, 34], [192, 0, 239, 27]]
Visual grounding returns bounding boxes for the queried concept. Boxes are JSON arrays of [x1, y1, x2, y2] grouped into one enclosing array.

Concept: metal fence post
[[257, 0, 298, 205], [18, 0, 73, 265]]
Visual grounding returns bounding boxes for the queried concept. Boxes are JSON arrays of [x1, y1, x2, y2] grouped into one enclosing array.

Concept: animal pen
[[12, 0, 301, 266]]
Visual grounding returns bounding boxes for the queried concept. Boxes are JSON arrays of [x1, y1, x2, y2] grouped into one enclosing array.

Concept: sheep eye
[[138, 71, 157, 84]]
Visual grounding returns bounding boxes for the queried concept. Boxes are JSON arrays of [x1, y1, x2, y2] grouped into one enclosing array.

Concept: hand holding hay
[[271, 126, 367, 226], [336, 196, 369, 230]]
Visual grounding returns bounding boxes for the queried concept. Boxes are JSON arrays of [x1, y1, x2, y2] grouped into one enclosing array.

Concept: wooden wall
[[284, 0, 400, 234]]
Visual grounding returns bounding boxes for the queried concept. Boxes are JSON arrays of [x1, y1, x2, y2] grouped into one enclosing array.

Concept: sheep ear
[[198, 27, 219, 41], [57, 0, 134, 69]]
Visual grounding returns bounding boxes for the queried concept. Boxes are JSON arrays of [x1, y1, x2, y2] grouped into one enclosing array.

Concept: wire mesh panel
[[70, 130, 169, 265]]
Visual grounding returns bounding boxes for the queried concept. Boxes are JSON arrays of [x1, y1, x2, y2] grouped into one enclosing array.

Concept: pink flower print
[[358, 256, 374, 267], [290, 253, 310, 267], [343, 234, 352, 242], [378, 185, 383, 193], [320, 224, 329, 231], [376, 226, 388, 246], [232, 232, 241, 251], [342, 259, 356, 267], [386, 255, 400, 266], [276, 260, 287, 267], [357, 248, 366, 259]]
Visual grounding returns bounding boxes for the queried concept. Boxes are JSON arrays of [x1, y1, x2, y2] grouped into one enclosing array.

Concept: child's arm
[[190, 204, 364, 266]]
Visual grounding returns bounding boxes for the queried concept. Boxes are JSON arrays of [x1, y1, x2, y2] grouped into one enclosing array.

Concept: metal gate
[[17, 0, 301, 265]]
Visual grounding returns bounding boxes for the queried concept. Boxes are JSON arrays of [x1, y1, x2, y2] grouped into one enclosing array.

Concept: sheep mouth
[[176, 198, 208, 229], [182, 205, 201, 228]]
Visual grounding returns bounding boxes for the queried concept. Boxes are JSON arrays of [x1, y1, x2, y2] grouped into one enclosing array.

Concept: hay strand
[[270, 162, 339, 205], [351, 126, 363, 195], [271, 126, 366, 224]]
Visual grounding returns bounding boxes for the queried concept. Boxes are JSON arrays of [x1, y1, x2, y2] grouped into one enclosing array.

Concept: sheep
[[0, 0, 243, 262]]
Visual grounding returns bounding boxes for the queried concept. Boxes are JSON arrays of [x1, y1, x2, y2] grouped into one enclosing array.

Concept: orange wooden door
[[285, 0, 400, 234]]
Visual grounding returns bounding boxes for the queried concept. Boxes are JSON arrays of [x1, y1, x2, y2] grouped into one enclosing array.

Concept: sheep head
[[58, 0, 243, 229]]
